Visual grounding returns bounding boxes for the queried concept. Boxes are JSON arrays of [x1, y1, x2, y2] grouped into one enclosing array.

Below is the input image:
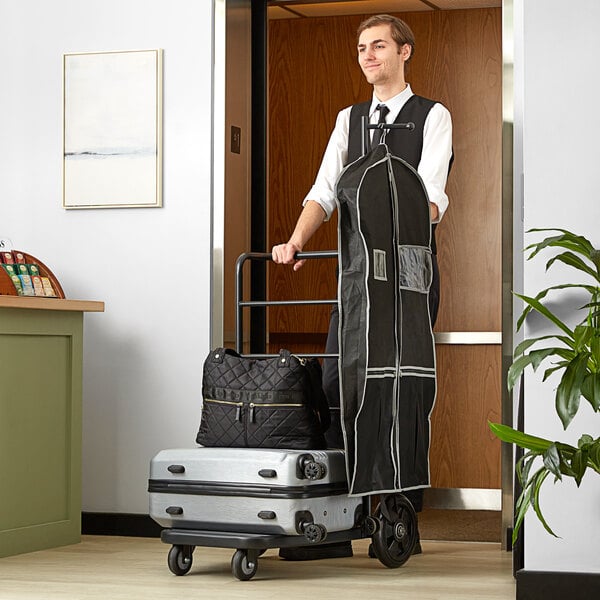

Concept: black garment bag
[[335, 141, 436, 496]]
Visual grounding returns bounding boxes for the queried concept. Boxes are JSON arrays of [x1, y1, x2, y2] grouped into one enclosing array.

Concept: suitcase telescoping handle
[[234, 250, 338, 358]]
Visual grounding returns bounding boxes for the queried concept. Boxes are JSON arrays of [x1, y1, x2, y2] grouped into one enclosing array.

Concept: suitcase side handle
[[258, 469, 277, 478], [167, 464, 186, 474]]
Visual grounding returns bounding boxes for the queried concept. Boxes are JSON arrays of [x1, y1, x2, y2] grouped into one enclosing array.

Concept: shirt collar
[[369, 84, 414, 120]]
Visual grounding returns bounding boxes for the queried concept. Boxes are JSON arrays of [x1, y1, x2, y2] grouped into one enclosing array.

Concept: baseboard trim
[[81, 513, 163, 538], [516, 569, 600, 600]]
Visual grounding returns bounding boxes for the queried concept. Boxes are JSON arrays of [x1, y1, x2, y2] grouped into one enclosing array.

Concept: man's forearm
[[288, 200, 327, 250]]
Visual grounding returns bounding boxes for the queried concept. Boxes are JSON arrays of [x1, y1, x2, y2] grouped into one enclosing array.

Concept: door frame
[[212, 0, 514, 548]]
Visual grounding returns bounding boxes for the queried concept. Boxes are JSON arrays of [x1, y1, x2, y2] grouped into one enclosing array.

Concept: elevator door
[[266, 8, 502, 506]]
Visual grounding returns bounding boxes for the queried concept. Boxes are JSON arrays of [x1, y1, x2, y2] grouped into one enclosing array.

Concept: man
[[272, 14, 453, 559]]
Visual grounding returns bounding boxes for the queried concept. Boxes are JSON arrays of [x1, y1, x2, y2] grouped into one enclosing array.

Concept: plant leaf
[[513, 335, 573, 358], [555, 352, 589, 429], [573, 324, 594, 350], [517, 453, 536, 487], [591, 333, 600, 367], [488, 422, 553, 452], [588, 441, 600, 472], [514, 292, 574, 337], [515, 284, 597, 331], [512, 484, 530, 544], [570, 449, 588, 486], [581, 372, 600, 411], [526, 228, 595, 261], [530, 469, 559, 537], [542, 364, 566, 381], [546, 252, 600, 284], [542, 444, 562, 479], [507, 348, 563, 391]]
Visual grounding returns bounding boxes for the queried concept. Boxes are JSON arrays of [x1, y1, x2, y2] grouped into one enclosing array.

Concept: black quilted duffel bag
[[196, 348, 330, 449]]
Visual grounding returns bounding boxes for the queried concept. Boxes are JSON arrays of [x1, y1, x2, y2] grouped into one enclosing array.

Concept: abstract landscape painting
[[63, 49, 163, 208]]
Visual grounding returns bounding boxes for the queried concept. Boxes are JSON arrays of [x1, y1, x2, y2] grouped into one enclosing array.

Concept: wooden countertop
[[0, 296, 104, 312]]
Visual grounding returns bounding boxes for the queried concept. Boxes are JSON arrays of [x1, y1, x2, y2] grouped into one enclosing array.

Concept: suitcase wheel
[[231, 549, 258, 581], [303, 460, 327, 480], [371, 494, 417, 568], [167, 544, 194, 576], [302, 523, 327, 544], [297, 454, 327, 480]]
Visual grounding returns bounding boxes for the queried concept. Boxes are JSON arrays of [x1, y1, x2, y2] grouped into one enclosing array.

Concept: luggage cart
[[156, 251, 419, 580]]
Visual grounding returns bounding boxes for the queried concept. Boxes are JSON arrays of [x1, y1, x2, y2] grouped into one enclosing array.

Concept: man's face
[[357, 24, 410, 87]]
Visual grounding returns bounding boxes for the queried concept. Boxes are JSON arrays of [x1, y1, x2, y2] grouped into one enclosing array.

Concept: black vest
[[347, 95, 441, 253]]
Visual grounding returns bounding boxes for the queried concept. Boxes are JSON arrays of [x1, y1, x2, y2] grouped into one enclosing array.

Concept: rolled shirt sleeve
[[302, 107, 351, 221], [420, 102, 452, 222]]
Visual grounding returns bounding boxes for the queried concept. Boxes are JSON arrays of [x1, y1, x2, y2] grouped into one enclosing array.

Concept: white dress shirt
[[303, 84, 453, 223]]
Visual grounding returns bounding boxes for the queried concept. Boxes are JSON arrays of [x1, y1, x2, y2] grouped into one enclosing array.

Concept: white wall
[[0, 0, 215, 513], [515, 0, 600, 573]]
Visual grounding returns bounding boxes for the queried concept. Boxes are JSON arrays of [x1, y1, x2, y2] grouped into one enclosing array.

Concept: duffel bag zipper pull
[[249, 403, 256, 423], [292, 354, 307, 366], [235, 405, 242, 421]]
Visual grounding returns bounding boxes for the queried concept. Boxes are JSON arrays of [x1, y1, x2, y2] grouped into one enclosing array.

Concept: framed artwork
[[63, 49, 163, 209]]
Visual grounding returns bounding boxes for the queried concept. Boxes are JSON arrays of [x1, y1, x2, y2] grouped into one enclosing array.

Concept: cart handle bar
[[235, 250, 338, 354], [360, 115, 415, 156]]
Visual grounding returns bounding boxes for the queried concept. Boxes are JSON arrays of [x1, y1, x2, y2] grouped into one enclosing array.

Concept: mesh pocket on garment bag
[[397, 245, 432, 293]]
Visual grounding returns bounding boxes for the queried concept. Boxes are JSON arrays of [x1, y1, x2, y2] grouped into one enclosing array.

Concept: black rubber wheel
[[303, 523, 327, 544], [371, 494, 417, 568], [167, 545, 194, 576], [304, 460, 327, 480], [364, 515, 379, 537], [231, 549, 258, 581]]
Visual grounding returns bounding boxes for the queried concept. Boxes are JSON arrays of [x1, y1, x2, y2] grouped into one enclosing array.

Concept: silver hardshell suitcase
[[148, 447, 362, 536]]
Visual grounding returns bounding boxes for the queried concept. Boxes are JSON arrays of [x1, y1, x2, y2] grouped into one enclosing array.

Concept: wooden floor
[[0, 536, 515, 599]]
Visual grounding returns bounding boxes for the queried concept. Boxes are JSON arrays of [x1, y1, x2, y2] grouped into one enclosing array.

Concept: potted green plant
[[490, 228, 600, 542]]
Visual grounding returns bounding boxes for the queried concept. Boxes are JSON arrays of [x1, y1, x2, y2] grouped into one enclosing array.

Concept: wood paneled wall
[[268, 8, 502, 336], [267, 9, 502, 490], [432, 345, 502, 489]]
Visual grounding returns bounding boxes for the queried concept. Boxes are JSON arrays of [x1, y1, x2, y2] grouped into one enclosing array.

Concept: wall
[[516, 0, 600, 573], [0, 0, 214, 513]]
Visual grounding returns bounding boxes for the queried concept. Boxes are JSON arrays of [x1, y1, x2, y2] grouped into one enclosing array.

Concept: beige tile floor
[[0, 536, 515, 600]]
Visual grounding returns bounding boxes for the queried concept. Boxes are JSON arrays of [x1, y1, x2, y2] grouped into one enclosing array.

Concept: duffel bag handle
[[209, 347, 242, 364]]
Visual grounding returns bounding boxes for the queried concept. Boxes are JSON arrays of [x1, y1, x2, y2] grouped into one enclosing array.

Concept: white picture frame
[[63, 49, 163, 209]]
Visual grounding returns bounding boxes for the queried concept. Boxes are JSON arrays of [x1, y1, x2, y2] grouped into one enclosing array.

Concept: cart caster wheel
[[364, 514, 379, 537], [231, 549, 258, 581], [304, 460, 327, 480], [167, 544, 194, 576], [371, 494, 417, 568], [303, 523, 327, 544]]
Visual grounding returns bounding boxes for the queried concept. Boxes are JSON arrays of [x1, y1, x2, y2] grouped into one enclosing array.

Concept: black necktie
[[372, 104, 390, 147]]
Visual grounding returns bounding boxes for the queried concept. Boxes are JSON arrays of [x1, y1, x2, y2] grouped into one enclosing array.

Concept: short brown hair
[[357, 14, 415, 62]]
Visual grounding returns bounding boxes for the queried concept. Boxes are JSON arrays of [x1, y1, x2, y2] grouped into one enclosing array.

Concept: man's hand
[[430, 202, 439, 222], [271, 201, 327, 272], [272, 242, 306, 271]]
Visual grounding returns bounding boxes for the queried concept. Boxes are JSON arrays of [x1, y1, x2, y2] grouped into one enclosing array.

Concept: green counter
[[0, 297, 104, 557]]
